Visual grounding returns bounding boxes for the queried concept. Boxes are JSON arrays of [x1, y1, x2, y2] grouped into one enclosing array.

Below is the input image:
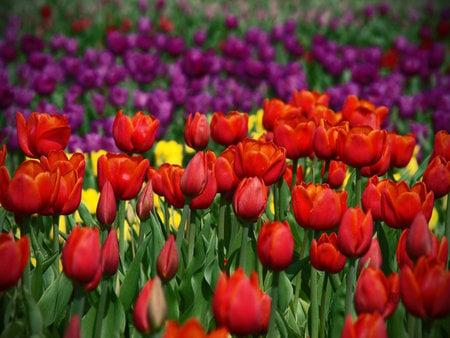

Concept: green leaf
[[328, 272, 347, 338], [101, 292, 125, 338], [119, 235, 151, 312], [386, 303, 408, 338], [278, 271, 294, 312], [77, 202, 96, 226], [81, 305, 97, 338]]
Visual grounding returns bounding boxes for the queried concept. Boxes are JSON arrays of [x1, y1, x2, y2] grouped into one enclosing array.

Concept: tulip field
[[1, 0, 450, 337]]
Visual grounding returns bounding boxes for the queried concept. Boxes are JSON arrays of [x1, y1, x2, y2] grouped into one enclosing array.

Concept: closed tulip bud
[[232, 176, 267, 224], [338, 207, 373, 258], [83, 264, 102, 291], [354, 268, 399, 318], [157, 234, 179, 281], [0, 233, 30, 292], [257, 220, 294, 271], [64, 315, 81, 338], [136, 182, 154, 221], [406, 212, 432, 261], [358, 237, 382, 275], [16, 111, 71, 158], [361, 176, 390, 221], [180, 151, 208, 197], [341, 313, 388, 338], [96, 180, 116, 228], [310, 232, 346, 274], [101, 228, 119, 277], [431, 130, 450, 160], [423, 155, 450, 199], [323, 160, 346, 189], [184, 112, 210, 150], [133, 277, 167, 334], [215, 145, 239, 196], [62, 225, 101, 284]]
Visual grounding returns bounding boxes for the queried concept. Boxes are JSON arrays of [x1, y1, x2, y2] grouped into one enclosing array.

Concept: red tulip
[[341, 95, 389, 129], [157, 234, 179, 281], [338, 207, 373, 258], [354, 268, 399, 318], [357, 237, 382, 275], [388, 132, 415, 168], [101, 228, 119, 277], [0, 144, 6, 166], [381, 180, 434, 229], [292, 182, 347, 230], [16, 111, 71, 158], [337, 126, 386, 168], [361, 176, 391, 221], [151, 164, 185, 208], [423, 155, 450, 198], [62, 225, 101, 285], [163, 318, 228, 338], [341, 313, 388, 338], [40, 150, 85, 215], [234, 138, 286, 186], [190, 160, 217, 209], [400, 256, 450, 318], [180, 151, 208, 197], [232, 176, 267, 223], [360, 139, 390, 177], [323, 160, 346, 189], [64, 315, 81, 338], [210, 111, 248, 146], [0, 233, 29, 292], [313, 119, 349, 160], [133, 277, 167, 334], [273, 115, 316, 160], [257, 220, 294, 271], [405, 212, 433, 261], [431, 130, 450, 160], [289, 89, 330, 118], [184, 112, 210, 150], [136, 182, 154, 221], [0, 159, 59, 215], [281, 163, 304, 190], [214, 145, 239, 196], [212, 269, 270, 336], [262, 97, 299, 132], [96, 180, 116, 227], [310, 232, 346, 274], [97, 152, 149, 201], [112, 110, 159, 154]]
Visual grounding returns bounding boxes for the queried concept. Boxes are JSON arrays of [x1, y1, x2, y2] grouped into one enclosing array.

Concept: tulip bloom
[[64, 315, 81, 338], [357, 237, 382, 275], [337, 126, 386, 168], [101, 228, 119, 277], [97, 153, 149, 201], [180, 151, 208, 197], [423, 155, 450, 198], [360, 141, 391, 177], [232, 176, 267, 224], [112, 110, 159, 154], [289, 89, 330, 118], [0, 234, 30, 292], [262, 97, 299, 132], [310, 232, 346, 274], [400, 256, 450, 318], [62, 225, 101, 284], [341, 313, 388, 338], [273, 115, 316, 160], [338, 207, 373, 258], [213, 269, 270, 336], [0, 159, 59, 215], [431, 130, 450, 160], [323, 160, 346, 189], [210, 111, 248, 146], [361, 176, 391, 221], [341, 95, 389, 129], [190, 163, 217, 209], [354, 268, 399, 318], [234, 138, 286, 186], [381, 180, 434, 229], [388, 132, 415, 168], [151, 164, 185, 208], [96, 180, 117, 227], [40, 150, 85, 215], [0, 144, 6, 166], [16, 111, 71, 158], [184, 112, 210, 150], [157, 234, 179, 281], [164, 318, 228, 338], [313, 120, 349, 160], [136, 182, 154, 221], [257, 220, 294, 271], [133, 277, 167, 334], [292, 182, 347, 230], [214, 145, 239, 196]]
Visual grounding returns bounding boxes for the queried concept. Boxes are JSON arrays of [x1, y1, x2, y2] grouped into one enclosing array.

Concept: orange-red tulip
[[361, 176, 391, 221], [163, 318, 228, 338], [322, 160, 346, 189], [16, 111, 71, 158], [338, 207, 373, 258], [357, 237, 382, 275], [423, 155, 450, 198], [136, 182, 154, 221], [431, 130, 450, 160], [151, 163, 185, 208], [341, 312, 388, 338], [262, 97, 298, 132], [112, 110, 159, 154], [388, 132, 415, 168], [184, 112, 210, 150], [180, 151, 208, 197], [313, 120, 349, 160], [214, 145, 239, 196], [0, 233, 29, 292], [210, 111, 248, 146], [232, 176, 267, 223], [310, 232, 346, 274], [341, 95, 389, 129], [97, 180, 116, 227], [157, 234, 179, 281]]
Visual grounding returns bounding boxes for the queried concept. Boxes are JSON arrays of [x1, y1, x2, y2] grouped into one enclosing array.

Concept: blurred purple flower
[[64, 103, 84, 131], [14, 87, 34, 107], [165, 36, 185, 57], [32, 72, 57, 96], [193, 29, 207, 46], [137, 17, 152, 34], [225, 15, 238, 29], [433, 110, 450, 133], [92, 93, 106, 115], [106, 31, 127, 55], [20, 33, 44, 54], [0, 84, 15, 109], [109, 86, 128, 108]]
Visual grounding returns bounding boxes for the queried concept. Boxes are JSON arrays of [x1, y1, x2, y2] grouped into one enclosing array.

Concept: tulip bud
[[136, 182, 154, 221], [101, 228, 119, 277], [338, 207, 373, 258], [184, 112, 210, 150], [232, 176, 268, 224], [64, 315, 81, 338], [0, 233, 30, 292], [180, 151, 208, 197], [358, 237, 382, 275], [147, 277, 167, 330], [157, 234, 179, 281], [405, 212, 432, 261], [310, 232, 346, 274], [96, 180, 116, 228]]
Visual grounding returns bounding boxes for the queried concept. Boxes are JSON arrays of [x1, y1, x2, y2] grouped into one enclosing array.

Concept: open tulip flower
[[310, 232, 346, 273], [341, 95, 389, 129], [341, 312, 388, 338], [151, 163, 185, 208], [210, 111, 248, 146], [338, 207, 373, 258], [16, 111, 71, 158], [112, 110, 159, 154]]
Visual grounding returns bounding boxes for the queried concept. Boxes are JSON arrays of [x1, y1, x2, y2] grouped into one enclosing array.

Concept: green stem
[[93, 278, 108, 338], [310, 265, 319, 338], [329, 273, 341, 292], [175, 200, 191, 253], [187, 209, 196, 265], [322, 160, 330, 184], [278, 176, 289, 220], [218, 195, 226, 270], [407, 313, 415, 338], [355, 168, 362, 207], [344, 257, 357, 316], [228, 216, 239, 254], [52, 215, 59, 253], [70, 284, 85, 320], [267, 271, 279, 338], [163, 198, 170, 238], [319, 273, 329, 338], [117, 200, 126, 270], [19, 216, 31, 291], [293, 229, 309, 313], [239, 225, 250, 271]]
